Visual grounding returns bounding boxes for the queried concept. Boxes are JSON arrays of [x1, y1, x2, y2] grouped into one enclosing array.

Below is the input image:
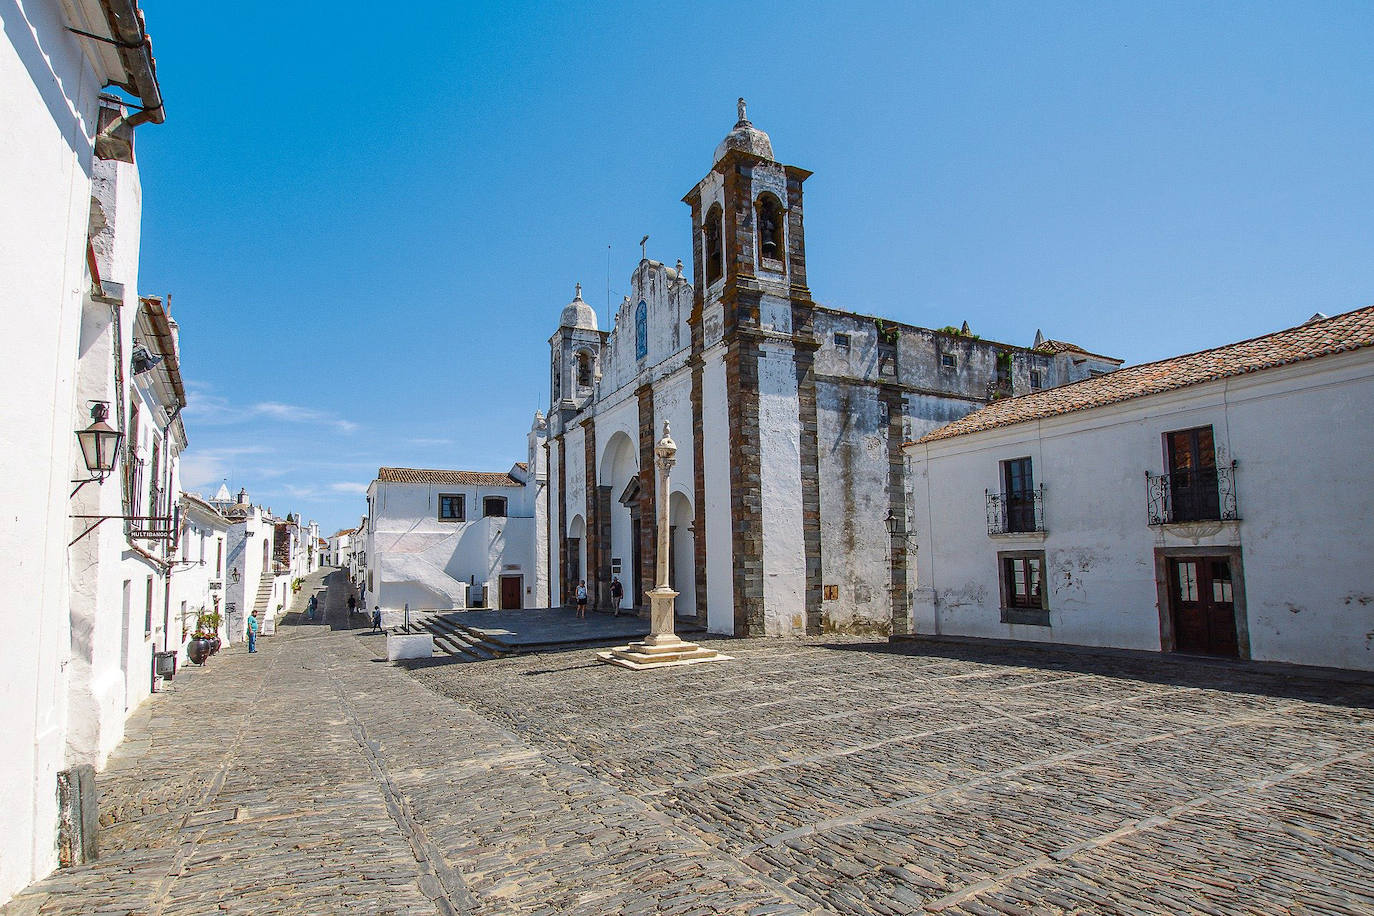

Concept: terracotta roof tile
[[377, 467, 525, 488], [916, 306, 1374, 444]]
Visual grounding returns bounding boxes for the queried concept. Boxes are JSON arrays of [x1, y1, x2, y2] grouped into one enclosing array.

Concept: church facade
[[543, 102, 1119, 637]]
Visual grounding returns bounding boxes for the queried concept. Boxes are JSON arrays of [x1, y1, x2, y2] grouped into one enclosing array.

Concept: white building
[[67, 289, 187, 772], [903, 307, 1374, 671], [171, 493, 232, 664], [1, 0, 164, 901], [326, 527, 356, 567], [365, 418, 548, 621], [544, 101, 1119, 636]]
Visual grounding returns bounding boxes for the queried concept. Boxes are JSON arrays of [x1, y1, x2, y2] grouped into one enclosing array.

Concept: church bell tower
[[681, 100, 823, 639]]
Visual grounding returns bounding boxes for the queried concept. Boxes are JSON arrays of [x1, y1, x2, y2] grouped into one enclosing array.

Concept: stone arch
[[567, 513, 587, 590], [755, 191, 785, 263], [575, 348, 595, 389], [668, 489, 696, 616], [599, 430, 639, 608], [704, 203, 724, 284]]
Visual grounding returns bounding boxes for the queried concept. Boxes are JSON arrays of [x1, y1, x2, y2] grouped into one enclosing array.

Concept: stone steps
[[394, 615, 514, 662]]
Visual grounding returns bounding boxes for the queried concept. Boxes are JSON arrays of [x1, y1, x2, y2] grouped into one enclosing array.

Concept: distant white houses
[[172, 493, 232, 663], [363, 416, 548, 621], [903, 307, 1374, 672], [208, 487, 316, 638], [326, 525, 357, 567]]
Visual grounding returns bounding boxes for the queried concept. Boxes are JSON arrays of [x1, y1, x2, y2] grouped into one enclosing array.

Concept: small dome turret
[[559, 282, 598, 331], [713, 98, 774, 164]]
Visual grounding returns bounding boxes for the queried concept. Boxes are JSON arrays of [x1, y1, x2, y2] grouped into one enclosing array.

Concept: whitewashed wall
[[369, 480, 535, 623], [700, 346, 734, 633], [0, 1, 117, 899], [907, 350, 1374, 670]]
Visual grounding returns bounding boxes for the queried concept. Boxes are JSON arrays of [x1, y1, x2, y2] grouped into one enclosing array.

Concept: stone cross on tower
[[574, 282, 582, 299], [639, 234, 649, 261]]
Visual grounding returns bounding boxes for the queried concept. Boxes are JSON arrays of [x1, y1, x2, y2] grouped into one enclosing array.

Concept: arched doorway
[[567, 514, 586, 605], [600, 431, 638, 611], [669, 490, 695, 618]]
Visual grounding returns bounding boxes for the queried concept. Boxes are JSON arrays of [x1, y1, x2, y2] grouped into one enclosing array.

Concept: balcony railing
[[986, 486, 1045, 535], [1145, 461, 1239, 526]]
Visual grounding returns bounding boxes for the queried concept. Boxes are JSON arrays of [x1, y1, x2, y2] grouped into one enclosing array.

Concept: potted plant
[[188, 609, 221, 664]]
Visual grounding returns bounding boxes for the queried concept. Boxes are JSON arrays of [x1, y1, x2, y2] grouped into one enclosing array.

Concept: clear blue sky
[[135, 1, 1374, 535]]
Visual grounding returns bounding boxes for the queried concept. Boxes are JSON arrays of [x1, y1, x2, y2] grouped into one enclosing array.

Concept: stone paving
[[6, 569, 1373, 915]]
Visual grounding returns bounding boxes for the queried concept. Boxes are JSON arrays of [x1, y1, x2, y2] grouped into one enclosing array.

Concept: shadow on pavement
[[822, 638, 1374, 709]]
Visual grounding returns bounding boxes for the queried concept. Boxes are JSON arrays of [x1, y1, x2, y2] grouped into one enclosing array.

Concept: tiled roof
[[916, 306, 1374, 444], [377, 467, 525, 488], [330, 527, 356, 538]]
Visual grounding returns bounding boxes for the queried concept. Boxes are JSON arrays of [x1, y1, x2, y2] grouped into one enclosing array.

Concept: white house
[[365, 417, 548, 622], [903, 306, 1374, 671], [326, 527, 356, 567], [67, 289, 188, 775], [1, 0, 164, 901], [171, 493, 232, 664]]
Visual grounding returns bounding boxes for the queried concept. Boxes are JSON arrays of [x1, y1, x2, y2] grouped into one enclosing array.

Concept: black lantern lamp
[[76, 401, 122, 482], [884, 509, 905, 539]]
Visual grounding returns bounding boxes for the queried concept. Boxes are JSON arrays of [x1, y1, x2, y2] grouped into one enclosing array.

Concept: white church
[[542, 101, 1120, 637]]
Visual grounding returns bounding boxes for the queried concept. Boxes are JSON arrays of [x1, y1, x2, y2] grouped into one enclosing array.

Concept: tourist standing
[[575, 581, 589, 618], [247, 612, 259, 653]]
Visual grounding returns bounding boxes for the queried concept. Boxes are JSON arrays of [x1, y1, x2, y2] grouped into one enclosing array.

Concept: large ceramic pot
[[187, 637, 213, 666]]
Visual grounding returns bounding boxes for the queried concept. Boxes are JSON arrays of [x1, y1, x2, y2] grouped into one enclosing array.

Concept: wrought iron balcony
[[986, 486, 1045, 536], [1145, 461, 1239, 526]]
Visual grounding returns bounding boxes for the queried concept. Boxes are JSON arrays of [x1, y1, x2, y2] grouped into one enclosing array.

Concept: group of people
[[573, 576, 625, 618], [245, 582, 384, 656]]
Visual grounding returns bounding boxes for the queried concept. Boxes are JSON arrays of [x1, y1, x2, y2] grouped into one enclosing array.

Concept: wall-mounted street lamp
[[73, 401, 122, 494]]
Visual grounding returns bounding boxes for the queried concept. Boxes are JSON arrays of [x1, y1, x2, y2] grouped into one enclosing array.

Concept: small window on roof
[[1030, 367, 1046, 390], [483, 496, 507, 518], [834, 333, 850, 350], [940, 352, 957, 371]]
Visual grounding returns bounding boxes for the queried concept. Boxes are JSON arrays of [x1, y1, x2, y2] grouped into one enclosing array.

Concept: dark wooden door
[[500, 576, 522, 610], [630, 516, 643, 608], [1167, 427, 1220, 522], [1003, 457, 1035, 533], [1168, 557, 1238, 657]]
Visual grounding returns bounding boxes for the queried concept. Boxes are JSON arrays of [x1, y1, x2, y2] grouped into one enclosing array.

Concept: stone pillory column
[[598, 423, 731, 670]]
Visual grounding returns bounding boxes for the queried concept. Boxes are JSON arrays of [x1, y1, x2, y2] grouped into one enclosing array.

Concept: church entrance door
[[630, 514, 643, 611]]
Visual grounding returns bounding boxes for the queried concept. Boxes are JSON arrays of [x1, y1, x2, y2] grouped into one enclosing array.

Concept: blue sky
[[135, 1, 1374, 535]]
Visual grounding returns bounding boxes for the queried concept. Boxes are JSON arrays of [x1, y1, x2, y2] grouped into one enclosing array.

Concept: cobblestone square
[[7, 570, 1372, 915]]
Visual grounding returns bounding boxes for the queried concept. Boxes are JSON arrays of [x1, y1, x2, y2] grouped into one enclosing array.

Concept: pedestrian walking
[[610, 577, 623, 617], [371, 606, 382, 632], [347, 593, 357, 616], [575, 580, 588, 618], [307, 594, 317, 620], [247, 611, 259, 653]]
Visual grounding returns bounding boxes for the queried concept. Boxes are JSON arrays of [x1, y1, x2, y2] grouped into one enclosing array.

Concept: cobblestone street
[[7, 569, 1373, 915]]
